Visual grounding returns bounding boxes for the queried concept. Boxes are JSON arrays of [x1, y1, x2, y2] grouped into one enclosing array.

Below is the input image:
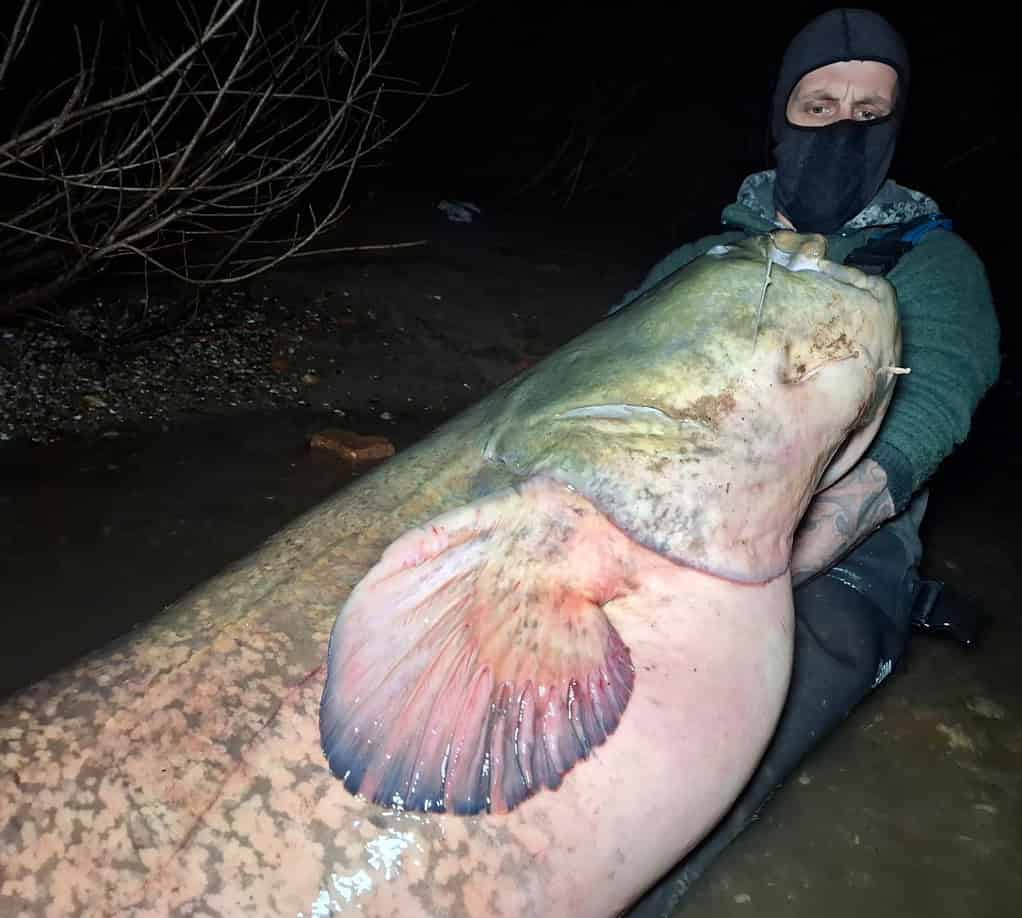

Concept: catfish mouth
[[481, 402, 715, 466], [555, 404, 711, 429], [556, 396, 739, 432], [558, 404, 674, 421]]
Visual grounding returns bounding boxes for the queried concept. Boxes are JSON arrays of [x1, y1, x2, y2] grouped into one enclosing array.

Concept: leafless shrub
[[0, 0, 455, 324]]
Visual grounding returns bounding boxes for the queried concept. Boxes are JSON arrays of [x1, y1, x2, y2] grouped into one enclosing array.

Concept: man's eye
[[856, 109, 879, 121], [808, 103, 831, 115]]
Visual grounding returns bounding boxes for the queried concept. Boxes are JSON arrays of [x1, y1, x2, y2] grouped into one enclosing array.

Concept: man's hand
[[791, 457, 895, 587]]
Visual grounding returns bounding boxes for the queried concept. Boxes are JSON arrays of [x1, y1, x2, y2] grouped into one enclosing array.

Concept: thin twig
[[0, 0, 41, 86]]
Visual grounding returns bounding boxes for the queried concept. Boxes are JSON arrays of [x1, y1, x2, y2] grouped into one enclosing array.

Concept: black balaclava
[[772, 8, 910, 234]]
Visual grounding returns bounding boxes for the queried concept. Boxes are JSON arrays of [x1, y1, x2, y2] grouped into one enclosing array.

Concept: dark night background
[[3, 1, 1012, 326], [395, 1, 1009, 266], [372, 0, 1012, 354]]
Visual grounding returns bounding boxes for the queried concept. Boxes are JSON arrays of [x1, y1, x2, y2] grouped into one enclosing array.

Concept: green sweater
[[613, 185, 1002, 513]]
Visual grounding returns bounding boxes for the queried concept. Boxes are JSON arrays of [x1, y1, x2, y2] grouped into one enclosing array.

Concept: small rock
[[302, 371, 321, 385], [508, 354, 542, 380], [734, 893, 751, 904], [271, 356, 290, 374], [81, 395, 108, 409], [309, 429, 395, 464]]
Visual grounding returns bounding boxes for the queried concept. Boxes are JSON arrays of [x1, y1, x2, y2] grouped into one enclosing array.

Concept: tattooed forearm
[[791, 458, 895, 586]]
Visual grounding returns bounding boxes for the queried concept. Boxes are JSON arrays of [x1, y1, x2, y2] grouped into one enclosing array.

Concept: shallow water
[[0, 409, 438, 699]]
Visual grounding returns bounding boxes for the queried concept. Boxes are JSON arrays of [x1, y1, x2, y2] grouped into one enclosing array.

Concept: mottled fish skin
[[0, 234, 901, 917]]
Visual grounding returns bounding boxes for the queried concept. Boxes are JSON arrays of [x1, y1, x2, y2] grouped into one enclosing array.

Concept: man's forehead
[[792, 60, 898, 99], [797, 86, 893, 104]]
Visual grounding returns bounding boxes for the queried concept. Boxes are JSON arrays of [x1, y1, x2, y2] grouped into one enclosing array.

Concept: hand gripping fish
[[0, 233, 905, 917]]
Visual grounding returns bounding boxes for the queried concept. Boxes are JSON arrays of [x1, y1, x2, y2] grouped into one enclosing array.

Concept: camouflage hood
[[731, 169, 942, 233]]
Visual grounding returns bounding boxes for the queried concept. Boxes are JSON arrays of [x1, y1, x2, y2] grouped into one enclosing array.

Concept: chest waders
[[628, 214, 984, 917]]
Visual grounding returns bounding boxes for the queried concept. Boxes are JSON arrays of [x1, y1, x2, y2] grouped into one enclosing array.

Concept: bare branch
[[0, 0, 250, 157], [0, 0, 40, 85], [1, 0, 461, 322]]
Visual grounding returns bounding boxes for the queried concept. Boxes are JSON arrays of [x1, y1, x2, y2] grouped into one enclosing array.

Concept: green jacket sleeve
[[866, 229, 1002, 511], [608, 230, 747, 314]]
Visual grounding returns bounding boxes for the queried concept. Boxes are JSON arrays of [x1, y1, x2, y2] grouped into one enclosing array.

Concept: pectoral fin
[[320, 477, 636, 815]]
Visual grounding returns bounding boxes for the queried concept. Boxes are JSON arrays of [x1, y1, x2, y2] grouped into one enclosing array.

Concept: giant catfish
[[0, 232, 904, 917]]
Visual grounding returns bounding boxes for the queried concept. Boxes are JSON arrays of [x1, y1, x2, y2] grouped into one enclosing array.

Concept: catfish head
[[481, 231, 904, 583]]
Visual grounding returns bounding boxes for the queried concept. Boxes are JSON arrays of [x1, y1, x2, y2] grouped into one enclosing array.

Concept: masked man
[[616, 9, 1002, 914]]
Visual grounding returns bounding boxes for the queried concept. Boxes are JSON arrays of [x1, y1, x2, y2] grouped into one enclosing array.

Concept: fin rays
[[320, 478, 636, 814]]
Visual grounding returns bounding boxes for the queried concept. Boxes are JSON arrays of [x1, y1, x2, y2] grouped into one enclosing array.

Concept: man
[[619, 9, 1001, 915]]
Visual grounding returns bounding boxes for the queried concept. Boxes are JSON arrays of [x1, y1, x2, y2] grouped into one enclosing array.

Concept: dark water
[[0, 409, 438, 699]]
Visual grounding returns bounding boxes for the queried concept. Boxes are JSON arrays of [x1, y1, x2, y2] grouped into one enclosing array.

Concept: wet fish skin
[[0, 233, 901, 917]]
